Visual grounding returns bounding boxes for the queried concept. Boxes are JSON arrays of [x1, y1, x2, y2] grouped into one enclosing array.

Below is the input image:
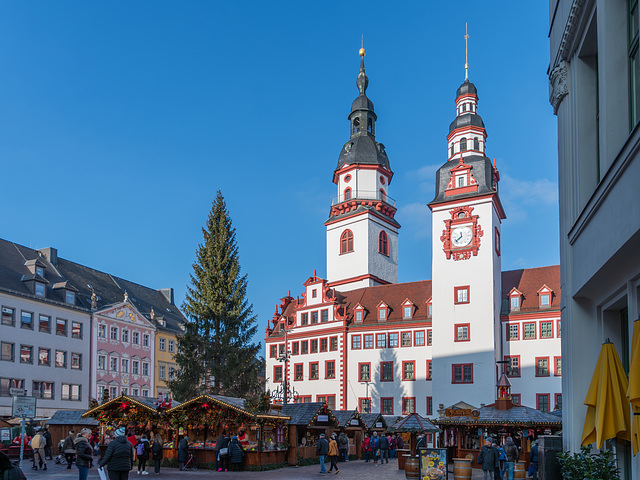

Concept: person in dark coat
[[0, 451, 26, 480], [316, 433, 329, 474], [503, 437, 519, 480], [478, 437, 499, 480], [379, 433, 390, 464], [43, 428, 53, 460], [151, 435, 163, 475], [217, 434, 231, 472], [396, 434, 405, 450], [98, 427, 134, 480], [529, 440, 539, 480], [177, 436, 189, 472], [134, 434, 150, 475], [228, 436, 245, 472], [213, 430, 226, 471], [75, 428, 94, 480], [62, 431, 76, 469]]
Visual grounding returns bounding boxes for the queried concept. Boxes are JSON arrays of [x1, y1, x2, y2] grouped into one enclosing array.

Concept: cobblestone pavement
[[22, 458, 488, 479]]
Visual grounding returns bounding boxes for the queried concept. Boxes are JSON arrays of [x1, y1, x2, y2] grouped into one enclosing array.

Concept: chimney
[[38, 247, 58, 266], [159, 288, 174, 305]]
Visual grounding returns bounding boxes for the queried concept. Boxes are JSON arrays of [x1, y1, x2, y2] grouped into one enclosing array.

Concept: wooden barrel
[[514, 462, 526, 479], [397, 450, 410, 469], [453, 457, 472, 480], [404, 455, 419, 479]]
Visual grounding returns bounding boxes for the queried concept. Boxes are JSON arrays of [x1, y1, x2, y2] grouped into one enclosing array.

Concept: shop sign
[[350, 419, 359, 426], [445, 408, 479, 418], [12, 396, 36, 418], [375, 422, 382, 428], [0, 429, 10, 442], [419, 448, 447, 480], [317, 415, 329, 423]]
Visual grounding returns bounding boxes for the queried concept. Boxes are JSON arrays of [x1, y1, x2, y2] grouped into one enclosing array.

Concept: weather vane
[[465, 23, 469, 80]]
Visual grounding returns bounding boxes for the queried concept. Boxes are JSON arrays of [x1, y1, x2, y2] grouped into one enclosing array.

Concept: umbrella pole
[[411, 432, 416, 456]]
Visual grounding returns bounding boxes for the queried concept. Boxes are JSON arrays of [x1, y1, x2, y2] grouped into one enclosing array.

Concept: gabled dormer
[[25, 257, 47, 278], [537, 285, 553, 308], [376, 301, 389, 322], [426, 297, 433, 318], [445, 155, 478, 196], [53, 281, 79, 305], [401, 299, 414, 320], [354, 303, 367, 323], [509, 288, 523, 311], [302, 272, 326, 307]]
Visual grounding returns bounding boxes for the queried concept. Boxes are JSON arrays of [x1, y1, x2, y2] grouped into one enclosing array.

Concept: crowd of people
[[477, 436, 538, 480]]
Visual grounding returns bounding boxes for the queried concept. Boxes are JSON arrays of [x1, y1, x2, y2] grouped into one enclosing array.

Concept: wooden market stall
[[388, 413, 441, 472], [82, 394, 172, 456], [433, 376, 562, 470], [360, 413, 388, 434], [280, 402, 338, 465], [47, 410, 99, 453], [166, 394, 291, 467], [332, 410, 365, 459]]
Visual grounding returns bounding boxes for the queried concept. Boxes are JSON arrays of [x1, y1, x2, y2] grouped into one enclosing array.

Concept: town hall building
[[265, 49, 561, 418]]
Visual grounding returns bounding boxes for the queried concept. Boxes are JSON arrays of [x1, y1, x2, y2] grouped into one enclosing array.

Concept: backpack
[[340, 435, 348, 446], [136, 442, 145, 456], [3, 465, 27, 480]]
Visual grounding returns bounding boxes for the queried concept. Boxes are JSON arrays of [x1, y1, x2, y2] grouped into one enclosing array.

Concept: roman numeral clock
[[440, 206, 483, 261]]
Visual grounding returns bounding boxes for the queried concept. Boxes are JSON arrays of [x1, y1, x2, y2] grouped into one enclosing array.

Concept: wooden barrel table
[[397, 449, 410, 469], [404, 455, 419, 479], [453, 457, 472, 480], [514, 462, 526, 479]]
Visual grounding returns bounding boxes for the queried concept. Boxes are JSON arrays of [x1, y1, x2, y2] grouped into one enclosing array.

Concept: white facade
[[550, 0, 640, 477]]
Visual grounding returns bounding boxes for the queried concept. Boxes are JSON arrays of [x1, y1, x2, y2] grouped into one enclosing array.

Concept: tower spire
[[464, 23, 469, 81]]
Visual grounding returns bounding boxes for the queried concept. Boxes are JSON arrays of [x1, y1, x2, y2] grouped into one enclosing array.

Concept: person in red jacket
[[362, 433, 372, 462]]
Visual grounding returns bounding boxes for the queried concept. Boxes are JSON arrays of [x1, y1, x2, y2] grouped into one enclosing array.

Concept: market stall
[[166, 394, 290, 467], [433, 375, 562, 469], [280, 402, 338, 464], [332, 410, 365, 458], [47, 410, 99, 453], [388, 413, 441, 474], [360, 412, 388, 434]]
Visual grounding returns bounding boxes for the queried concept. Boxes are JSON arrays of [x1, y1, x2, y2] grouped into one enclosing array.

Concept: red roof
[[501, 265, 561, 314]]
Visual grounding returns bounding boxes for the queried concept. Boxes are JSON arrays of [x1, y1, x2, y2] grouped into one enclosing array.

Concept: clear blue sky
[[0, 2, 558, 355]]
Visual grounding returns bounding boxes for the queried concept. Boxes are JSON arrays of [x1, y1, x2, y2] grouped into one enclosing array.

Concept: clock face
[[451, 226, 473, 247]]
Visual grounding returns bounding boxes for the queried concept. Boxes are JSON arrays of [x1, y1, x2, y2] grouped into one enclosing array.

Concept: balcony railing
[[332, 190, 396, 207]]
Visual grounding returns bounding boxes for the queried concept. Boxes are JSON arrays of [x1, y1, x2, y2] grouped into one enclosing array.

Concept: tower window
[[460, 137, 468, 151], [378, 231, 389, 256], [340, 230, 354, 254], [462, 104, 467, 112], [474, 137, 479, 150], [450, 144, 454, 157], [353, 117, 360, 133], [379, 189, 386, 202], [456, 176, 465, 188], [368, 118, 372, 133], [344, 187, 352, 201]]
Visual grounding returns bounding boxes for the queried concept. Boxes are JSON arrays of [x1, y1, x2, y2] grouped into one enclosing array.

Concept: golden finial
[[360, 34, 365, 57], [464, 23, 469, 80]]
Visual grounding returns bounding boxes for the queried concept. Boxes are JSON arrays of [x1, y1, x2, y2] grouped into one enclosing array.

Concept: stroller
[[54, 439, 73, 465]]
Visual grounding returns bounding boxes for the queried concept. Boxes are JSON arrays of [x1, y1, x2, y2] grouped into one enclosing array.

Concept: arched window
[[344, 187, 352, 201], [353, 117, 360, 134], [379, 189, 386, 201], [450, 144, 454, 157], [462, 104, 467, 112], [340, 230, 354, 254], [474, 137, 479, 150], [368, 118, 373, 133], [378, 231, 389, 255], [460, 137, 467, 151]]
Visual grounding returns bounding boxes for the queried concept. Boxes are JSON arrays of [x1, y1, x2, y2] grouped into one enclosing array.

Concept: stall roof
[[434, 401, 562, 427], [280, 402, 336, 426], [389, 413, 440, 433], [166, 395, 289, 421], [83, 395, 169, 418], [48, 410, 99, 426], [333, 410, 364, 428], [361, 413, 386, 430]]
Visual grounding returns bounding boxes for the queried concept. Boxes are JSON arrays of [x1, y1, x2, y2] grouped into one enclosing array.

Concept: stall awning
[[434, 400, 561, 428], [281, 402, 337, 427]]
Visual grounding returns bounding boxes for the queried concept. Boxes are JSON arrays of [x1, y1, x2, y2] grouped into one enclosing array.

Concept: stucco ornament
[[549, 61, 569, 115]]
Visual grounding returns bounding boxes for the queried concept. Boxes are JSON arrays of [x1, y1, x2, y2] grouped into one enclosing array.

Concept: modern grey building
[[549, 0, 640, 477], [0, 238, 186, 418]]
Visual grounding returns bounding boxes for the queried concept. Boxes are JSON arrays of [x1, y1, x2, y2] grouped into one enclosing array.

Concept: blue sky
[[0, 2, 558, 354]]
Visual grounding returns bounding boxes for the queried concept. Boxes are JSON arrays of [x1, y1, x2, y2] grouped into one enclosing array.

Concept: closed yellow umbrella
[[628, 319, 640, 455], [581, 340, 630, 448]]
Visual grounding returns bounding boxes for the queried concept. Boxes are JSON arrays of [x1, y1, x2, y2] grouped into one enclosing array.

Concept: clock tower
[[325, 49, 400, 292], [428, 71, 506, 411]]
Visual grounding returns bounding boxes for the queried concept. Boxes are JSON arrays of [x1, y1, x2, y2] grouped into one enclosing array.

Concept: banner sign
[[419, 448, 447, 480]]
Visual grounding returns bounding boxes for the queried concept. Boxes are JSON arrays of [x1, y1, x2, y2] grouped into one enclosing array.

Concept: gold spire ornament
[[360, 34, 365, 57], [464, 23, 469, 80]]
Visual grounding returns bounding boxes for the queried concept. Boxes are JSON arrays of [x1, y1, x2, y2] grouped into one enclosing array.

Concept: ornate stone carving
[[549, 61, 569, 115]]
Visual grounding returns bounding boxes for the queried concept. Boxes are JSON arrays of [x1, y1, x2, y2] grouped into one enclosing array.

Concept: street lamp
[[270, 327, 298, 405]]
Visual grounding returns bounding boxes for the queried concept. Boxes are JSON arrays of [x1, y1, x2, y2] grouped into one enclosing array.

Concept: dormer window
[[36, 267, 44, 278], [509, 288, 522, 311], [537, 285, 553, 308], [35, 282, 46, 297], [510, 296, 520, 310], [456, 175, 466, 188], [66, 291, 76, 304], [377, 303, 388, 322], [355, 311, 363, 322], [354, 304, 365, 323], [427, 300, 433, 317]]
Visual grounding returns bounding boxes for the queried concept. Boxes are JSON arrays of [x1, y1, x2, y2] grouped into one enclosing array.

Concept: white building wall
[[0, 292, 91, 416]]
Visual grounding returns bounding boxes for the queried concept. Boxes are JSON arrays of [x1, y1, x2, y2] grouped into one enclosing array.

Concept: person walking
[[503, 437, 519, 480], [327, 434, 340, 474], [529, 440, 539, 480], [378, 433, 389, 464], [338, 431, 349, 462], [43, 428, 53, 461], [151, 434, 163, 475], [396, 434, 405, 450], [177, 436, 189, 472], [228, 436, 245, 472], [494, 442, 505, 480], [362, 433, 371, 462], [478, 437, 499, 480], [62, 430, 76, 469], [217, 434, 230, 472], [316, 433, 329, 474], [370, 431, 380, 465], [98, 427, 135, 480], [135, 434, 150, 475], [389, 434, 397, 459], [213, 430, 226, 471], [75, 428, 94, 480], [30, 429, 47, 470]]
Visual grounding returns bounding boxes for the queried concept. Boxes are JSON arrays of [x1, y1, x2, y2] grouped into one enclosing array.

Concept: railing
[[331, 190, 396, 207]]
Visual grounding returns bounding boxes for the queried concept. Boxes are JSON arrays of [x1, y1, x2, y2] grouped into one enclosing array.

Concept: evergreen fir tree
[[169, 190, 260, 400]]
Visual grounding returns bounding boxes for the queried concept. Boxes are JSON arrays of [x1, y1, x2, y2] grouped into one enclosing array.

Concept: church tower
[[428, 55, 506, 410], [325, 49, 400, 292]]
